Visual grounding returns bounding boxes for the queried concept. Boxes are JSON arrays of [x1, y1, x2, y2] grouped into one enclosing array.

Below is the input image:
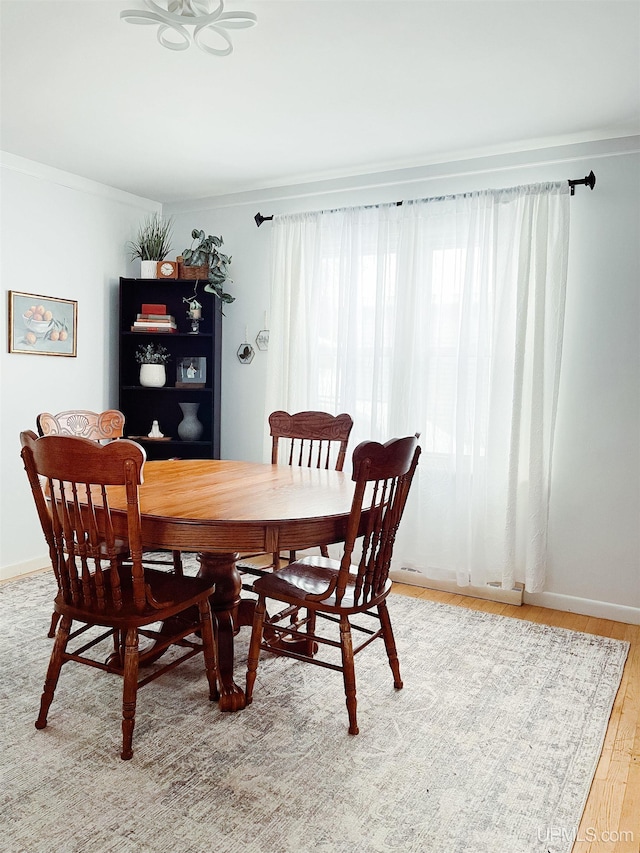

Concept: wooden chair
[[36, 409, 126, 443], [20, 431, 218, 760], [269, 410, 353, 473], [37, 409, 183, 636], [245, 435, 421, 735], [239, 410, 354, 584]]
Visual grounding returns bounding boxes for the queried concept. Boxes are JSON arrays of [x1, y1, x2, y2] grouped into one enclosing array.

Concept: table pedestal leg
[[197, 552, 247, 712]]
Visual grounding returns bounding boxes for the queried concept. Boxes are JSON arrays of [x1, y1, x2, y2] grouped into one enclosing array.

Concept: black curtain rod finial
[[568, 170, 596, 196], [255, 212, 274, 228]]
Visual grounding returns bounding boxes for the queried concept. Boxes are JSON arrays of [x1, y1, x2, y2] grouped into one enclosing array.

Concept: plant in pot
[[135, 342, 171, 388], [181, 229, 234, 304], [128, 214, 174, 279]]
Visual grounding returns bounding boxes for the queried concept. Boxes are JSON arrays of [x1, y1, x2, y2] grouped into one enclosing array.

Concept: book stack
[[131, 303, 177, 333]]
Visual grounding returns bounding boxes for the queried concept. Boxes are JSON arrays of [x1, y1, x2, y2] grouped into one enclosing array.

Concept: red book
[[141, 303, 167, 315]]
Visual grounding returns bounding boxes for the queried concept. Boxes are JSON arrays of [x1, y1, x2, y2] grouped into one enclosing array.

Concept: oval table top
[[108, 458, 357, 554]]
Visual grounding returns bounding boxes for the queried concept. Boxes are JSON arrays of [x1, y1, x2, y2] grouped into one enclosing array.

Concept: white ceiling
[[1, 1, 639, 203]]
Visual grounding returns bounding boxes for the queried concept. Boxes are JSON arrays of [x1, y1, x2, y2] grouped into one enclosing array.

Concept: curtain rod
[[254, 171, 596, 227]]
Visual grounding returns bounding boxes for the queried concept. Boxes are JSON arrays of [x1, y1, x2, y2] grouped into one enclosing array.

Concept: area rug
[[0, 563, 629, 853]]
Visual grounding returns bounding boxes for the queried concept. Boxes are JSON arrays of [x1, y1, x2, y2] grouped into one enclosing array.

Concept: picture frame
[[8, 291, 77, 357], [176, 356, 206, 387]]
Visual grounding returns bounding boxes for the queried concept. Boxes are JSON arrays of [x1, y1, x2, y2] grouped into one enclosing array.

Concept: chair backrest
[[269, 410, 354, 471], [317, 435, 421, 607], [20, 431, 149, 614], [37, 409, 125, 443]]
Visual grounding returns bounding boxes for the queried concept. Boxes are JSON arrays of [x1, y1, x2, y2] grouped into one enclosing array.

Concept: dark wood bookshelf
[[118, 278, 222, 460]]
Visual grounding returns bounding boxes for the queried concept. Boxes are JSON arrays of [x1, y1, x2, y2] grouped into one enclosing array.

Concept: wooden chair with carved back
[[36, 409, 126, 443], [20, 431, 218, 760], [238, 410, 354, 586], [37, 410, 183, 637], [245, 434, 421, 735]]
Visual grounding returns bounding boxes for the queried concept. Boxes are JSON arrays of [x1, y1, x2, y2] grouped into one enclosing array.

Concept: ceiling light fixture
[[120, 0, 257, 56]]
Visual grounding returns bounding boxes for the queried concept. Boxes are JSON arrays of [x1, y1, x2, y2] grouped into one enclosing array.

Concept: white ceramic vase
[[139, 363, 166, 388], [140, 260, 157, 279]]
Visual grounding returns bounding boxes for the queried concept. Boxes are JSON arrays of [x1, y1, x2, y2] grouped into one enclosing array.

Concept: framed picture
[[176, 356, 206, 387], [8, 291, 77, 357]]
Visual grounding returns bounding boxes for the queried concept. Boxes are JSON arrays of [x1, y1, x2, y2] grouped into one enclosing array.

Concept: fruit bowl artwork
[[9, 294, 76, 355]]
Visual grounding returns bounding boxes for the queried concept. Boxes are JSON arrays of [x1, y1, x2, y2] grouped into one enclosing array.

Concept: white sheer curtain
[[265, 183, 570, 592]]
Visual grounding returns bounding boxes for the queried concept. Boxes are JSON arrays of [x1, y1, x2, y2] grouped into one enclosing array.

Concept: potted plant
[[181, 229, 234, 304], [128, 213, 174, 279], [135, 342, 171, 387]]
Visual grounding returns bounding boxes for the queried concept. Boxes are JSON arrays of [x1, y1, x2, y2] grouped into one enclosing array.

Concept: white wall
[[0, 153, 158, 577], [2, 139, 638, 623], [166, 137, 640, 622]]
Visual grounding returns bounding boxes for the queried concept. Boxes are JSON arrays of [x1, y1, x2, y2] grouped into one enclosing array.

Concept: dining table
[[106, 457, 361, 712]]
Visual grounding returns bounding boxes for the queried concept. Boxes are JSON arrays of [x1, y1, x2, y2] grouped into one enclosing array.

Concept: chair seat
[[252, 555, 391, 613], [53, 568, 214, 628]]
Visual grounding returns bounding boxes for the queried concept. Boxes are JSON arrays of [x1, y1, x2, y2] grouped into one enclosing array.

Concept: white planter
[[140, 260, 157, 279], [139, 364, 166, 388]]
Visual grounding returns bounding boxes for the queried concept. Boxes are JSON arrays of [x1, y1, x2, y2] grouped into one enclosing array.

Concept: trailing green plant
[[134, 343, 171, 365], [182, 229, 234, 304], [128, 213, 174, 261], [182, 282, 202, 315]]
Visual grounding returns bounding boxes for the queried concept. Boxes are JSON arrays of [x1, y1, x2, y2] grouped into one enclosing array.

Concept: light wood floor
[[392, 583, 640, 853]]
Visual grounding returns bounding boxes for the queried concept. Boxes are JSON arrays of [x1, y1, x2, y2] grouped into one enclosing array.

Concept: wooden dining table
[[106, 458, 360, 712]]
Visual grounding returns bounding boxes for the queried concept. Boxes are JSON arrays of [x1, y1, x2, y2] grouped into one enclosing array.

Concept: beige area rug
[[0, 561, 629, 853]]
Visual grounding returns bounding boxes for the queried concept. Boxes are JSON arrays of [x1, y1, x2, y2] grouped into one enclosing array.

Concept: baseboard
[[523, 590, 640, 626], [389, 569, 524, 605], [0, 556, 51, 583], [390, 568, 640, 625]]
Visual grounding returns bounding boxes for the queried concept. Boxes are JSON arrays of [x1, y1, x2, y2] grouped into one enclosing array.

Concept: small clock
[[157, 260, 179, 279]]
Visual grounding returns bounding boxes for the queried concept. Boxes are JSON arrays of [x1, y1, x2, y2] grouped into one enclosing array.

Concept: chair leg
[[198, 599, 219, 702], [339, 615, 359, 735], [172, 550, 183, 576], [305, 608, 317, 656], [121, 627, 139, 760], [319, 544, 330, 558], [36, 614, 71, 730], [245, 595, 267, 705], [47, 610, 61, 638], [378, 601, 403, 689]]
